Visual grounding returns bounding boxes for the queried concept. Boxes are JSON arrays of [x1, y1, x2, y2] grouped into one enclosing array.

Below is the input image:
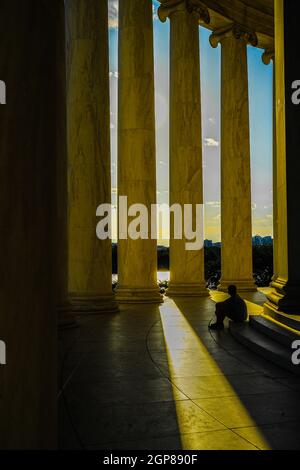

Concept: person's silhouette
[[209, 284, 247, 330]]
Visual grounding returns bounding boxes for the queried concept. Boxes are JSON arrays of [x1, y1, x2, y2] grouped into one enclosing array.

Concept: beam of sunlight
[[159, 299, 270, 450]]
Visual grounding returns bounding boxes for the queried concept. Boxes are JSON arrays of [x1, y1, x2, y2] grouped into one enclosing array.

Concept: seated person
[[209, 284, 247, 330]]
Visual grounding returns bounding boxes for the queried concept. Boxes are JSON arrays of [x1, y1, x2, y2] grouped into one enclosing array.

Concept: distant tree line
[[112, 244, 273, 289]]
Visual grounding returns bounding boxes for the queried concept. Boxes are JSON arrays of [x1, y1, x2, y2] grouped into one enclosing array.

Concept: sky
[[108, 0, 273, 243]]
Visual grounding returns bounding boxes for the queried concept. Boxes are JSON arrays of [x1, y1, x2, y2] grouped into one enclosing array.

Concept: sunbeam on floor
[[158, 299, 270, 450]]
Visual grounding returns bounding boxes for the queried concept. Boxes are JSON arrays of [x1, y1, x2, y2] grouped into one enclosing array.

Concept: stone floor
[[58, 294, 300, 450]]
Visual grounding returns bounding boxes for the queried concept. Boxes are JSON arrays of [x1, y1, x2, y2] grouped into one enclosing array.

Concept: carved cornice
[[262, 47, 274, 65], [209, 24, 258, 48], [158, 0, 210, 24]]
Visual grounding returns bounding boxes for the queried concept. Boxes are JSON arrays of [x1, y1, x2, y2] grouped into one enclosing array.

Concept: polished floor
[[58, 294, 300, 450]]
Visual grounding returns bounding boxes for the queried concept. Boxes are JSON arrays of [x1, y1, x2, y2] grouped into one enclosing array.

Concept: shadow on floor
[[58, 296, 300, 450]]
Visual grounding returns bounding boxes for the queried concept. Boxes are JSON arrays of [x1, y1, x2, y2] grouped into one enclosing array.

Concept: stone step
[[266, 309, 300, 332], [229, 322, 300, 376], [249, 315, 300, 347]]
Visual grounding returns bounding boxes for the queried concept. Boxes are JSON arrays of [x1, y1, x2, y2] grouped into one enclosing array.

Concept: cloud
[[204, 137, 219, 147], [205, 201, 220, 208], [108, 0, 118, 29], [109, 71, 119, 79]]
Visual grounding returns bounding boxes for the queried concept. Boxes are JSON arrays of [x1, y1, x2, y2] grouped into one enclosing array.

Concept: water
[[157, 271, 170, 281], [112, 271, 170, 283]]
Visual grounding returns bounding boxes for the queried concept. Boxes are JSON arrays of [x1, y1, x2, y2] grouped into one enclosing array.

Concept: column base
[[269, 276, 286, 295], [116, 287, 163, 304], [69, 294, 119, 314], [218, 279, 257, 292], [166, 282, 208, 297], [58, 313, 78, 329], [265, 277, 300, 314], [58, 301, 78, 329]]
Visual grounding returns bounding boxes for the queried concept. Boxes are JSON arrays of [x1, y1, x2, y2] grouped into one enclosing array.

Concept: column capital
[[158, 0, 210, 24], [262, 47, 275, 65], [209, 24, 258, 48]]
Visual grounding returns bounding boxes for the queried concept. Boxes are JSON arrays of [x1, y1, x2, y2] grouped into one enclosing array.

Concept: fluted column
[[116, 0, 162, 303], [158, 0, 209, 297], [66, 0, 117, 313], [210, 25, 257, 292], [265, 0, 300, 315], [57, 1, 76, 329]]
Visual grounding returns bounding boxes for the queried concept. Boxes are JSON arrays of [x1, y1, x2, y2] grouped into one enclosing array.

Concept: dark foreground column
[[265, 0, 300, 315], [57, 1, 77, 329], [0, 0, 64, 448]]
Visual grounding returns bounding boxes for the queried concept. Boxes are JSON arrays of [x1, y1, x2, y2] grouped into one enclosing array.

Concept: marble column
[[116, 0, 162, 303], [57, 1, 77, 329], [265, 0, 300, 315], [0, 0, 63, 448], [66, 0, 117, 313], [158, 0, 209, 297], [210, 25, 257, 292]]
